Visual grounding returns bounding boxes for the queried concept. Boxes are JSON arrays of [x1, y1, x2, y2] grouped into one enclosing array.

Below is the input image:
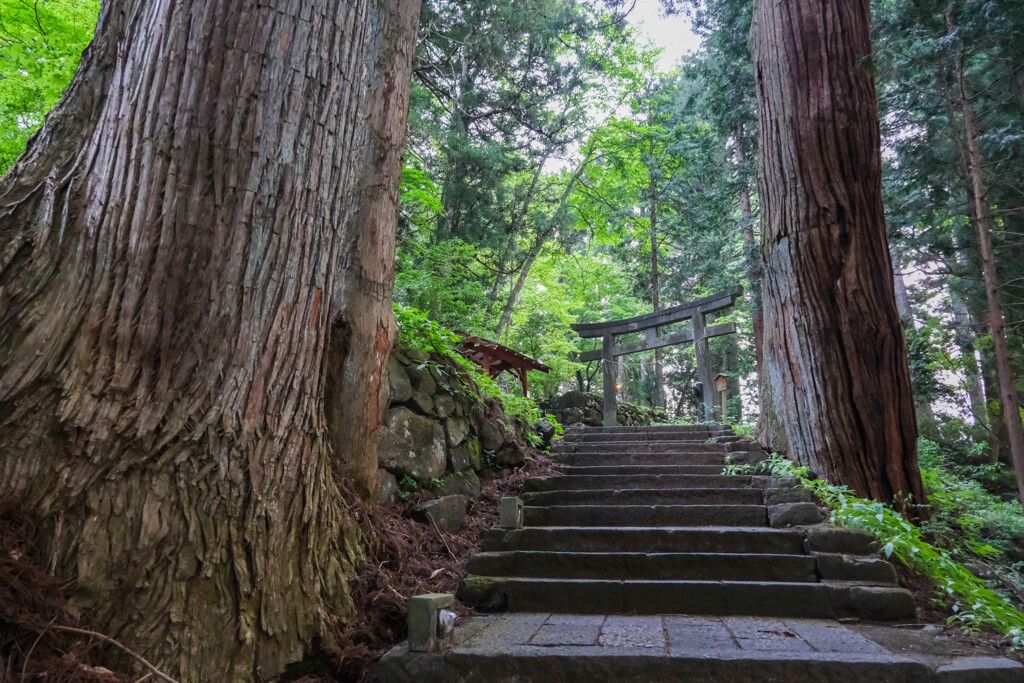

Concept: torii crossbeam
[[572, 286, 743, 425]]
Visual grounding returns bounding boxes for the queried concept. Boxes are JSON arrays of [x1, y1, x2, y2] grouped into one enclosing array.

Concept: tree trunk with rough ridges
[[0, 0, 419, 678], [753, 0, 926, 512], [950, 18, 1024, 503]]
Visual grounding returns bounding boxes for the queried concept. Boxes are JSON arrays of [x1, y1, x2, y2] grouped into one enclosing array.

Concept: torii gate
[[572, 286, 742, 426]]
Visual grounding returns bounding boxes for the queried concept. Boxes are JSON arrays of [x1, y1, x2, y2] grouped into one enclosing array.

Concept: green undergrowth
[[724, 451, 1024, 647], [393, 303, 562, 437]]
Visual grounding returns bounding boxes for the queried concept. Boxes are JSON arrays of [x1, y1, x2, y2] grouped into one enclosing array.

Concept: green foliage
[[0, 0, 100, 173], [918, 439, 1024, 560], [747, 454, 1024, 645], [393, 303, 559, 430]]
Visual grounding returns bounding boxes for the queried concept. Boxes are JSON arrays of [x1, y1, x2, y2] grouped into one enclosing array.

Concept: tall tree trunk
[[890, 244, 937, 426], [950, 23, 1024, 502], [493, 153, 592, 339], [736, 124, 764, 383], [650, 164, 665, 409], [950, 288, 988, 426], [753, 0, 925, 512], [0, 0, 419, 679], [889, 244, 912, 320], [494, 232, 545, 338]]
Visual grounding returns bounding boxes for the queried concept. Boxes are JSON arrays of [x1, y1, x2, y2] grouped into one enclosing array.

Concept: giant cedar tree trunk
[[0, 0, 419, 679], [753, 0, 926, 512]]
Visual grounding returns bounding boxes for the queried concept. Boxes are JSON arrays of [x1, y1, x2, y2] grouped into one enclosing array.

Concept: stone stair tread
[[520, 488, 763, 506], [525, 474, 749, 491], [524, 504, 770, 528], [554, 453, 736, 466], [482, 526, 808, 553], [562, 464, 726, 474], [462, 577, 844, 617], [380, 614, 1024, 682], [466, 550, 818, 581]]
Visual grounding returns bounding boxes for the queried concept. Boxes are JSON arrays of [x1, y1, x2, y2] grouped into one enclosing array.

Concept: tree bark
[[493, 153, 592, 339], [753, 0, 926, 512], [0, 0, 419, 678], [649, 162, 665, 410], [889, 244, 912, 320], [950, 288, 988, 426], [736, 124, 764, 384], [950, 24, 1024, 503]]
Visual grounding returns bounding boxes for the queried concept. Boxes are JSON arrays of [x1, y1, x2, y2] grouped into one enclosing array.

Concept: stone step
[[481, 526, 806, 554], [563, 432, 741, 443], [524, 474, 750, 492], [553, 441, 730, 454], [520, 487, 764, 507], [457, 578, 916, 620], [466, 551, 817, 582], [566, 425, 735, 434], [554, 452, 742, 466], [524, 504, 769, 527], [561, 464, 726, 476]]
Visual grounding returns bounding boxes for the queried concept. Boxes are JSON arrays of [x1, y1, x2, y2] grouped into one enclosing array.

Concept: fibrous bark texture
[[0, 0, 419, 679], [753, 0, 926, 512]]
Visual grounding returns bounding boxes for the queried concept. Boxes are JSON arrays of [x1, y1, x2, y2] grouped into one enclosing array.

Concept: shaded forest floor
[[1, 507, 134, 682], [322, 454, 560, 682]]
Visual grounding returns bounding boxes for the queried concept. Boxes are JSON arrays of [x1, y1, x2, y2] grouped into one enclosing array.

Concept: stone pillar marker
[[408, 593, 456, 652], [499, 497, 524, 529], [602, 334, 617, 426]]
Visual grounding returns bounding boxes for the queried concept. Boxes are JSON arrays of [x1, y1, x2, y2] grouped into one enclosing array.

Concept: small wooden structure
[[572, 286, 742, 425], [459, 335, 550, 398]]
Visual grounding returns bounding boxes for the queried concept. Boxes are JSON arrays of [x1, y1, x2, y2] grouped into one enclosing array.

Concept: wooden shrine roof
[[458, 335, 551, 375]]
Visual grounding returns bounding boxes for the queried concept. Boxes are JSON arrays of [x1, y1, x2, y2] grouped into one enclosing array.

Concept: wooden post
[[602, 333, 617, 426], [518, 367, 529, 398], [693, 313, 714, 423]]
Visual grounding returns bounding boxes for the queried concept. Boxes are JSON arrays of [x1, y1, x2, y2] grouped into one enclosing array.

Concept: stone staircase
[[379, 425, 1024, 682], [458, 424, 914, 620]]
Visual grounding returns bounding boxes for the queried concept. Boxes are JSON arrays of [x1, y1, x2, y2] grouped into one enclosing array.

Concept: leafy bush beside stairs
[[726, 451, 1024, 648]]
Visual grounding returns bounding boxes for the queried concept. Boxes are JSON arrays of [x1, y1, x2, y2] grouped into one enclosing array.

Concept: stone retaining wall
[[542, 391, 669, 427], [376, 348, 533, 503]]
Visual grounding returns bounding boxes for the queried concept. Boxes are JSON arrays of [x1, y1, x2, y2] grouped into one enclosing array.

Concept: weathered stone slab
[[769, 502, 823, 527], [445, 416, 470, 447], [766, 487, 813, 504], [414, 495, 468, 533], [435, 471, 481, 500], [388, 356, 413, 403], [531, 615, 604, 647], [434, 393, 456, 418], [377, 469, 399, 503], [829, 585, 916, 621], [723, 617, 813, 652], [599, 616, 665, 649], [804, 527, 878, 555], [783, 619, 888, 654], [665, 616, 736, 651], [378, 406, 447, 482], [816, 553, 898, 584]]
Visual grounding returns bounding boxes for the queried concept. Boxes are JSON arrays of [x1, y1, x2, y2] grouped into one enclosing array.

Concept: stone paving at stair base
[[379, 613, 1024, 682], [457, 614, 891, 654]]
